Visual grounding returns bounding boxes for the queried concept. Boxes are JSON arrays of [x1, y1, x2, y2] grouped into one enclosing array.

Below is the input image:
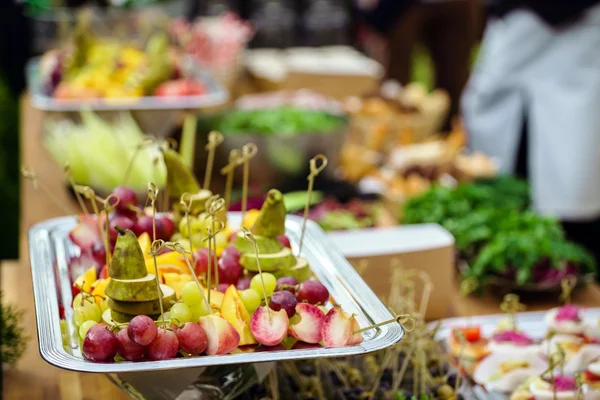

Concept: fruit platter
[[435, 292, 600, 399], [27, 12, 227, 111], [27, 141, 403, 374]]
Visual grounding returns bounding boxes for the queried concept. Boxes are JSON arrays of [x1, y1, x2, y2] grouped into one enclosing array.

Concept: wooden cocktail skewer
[[560, 276, 577, 305], [21, 166, 73, 215], [166, 241, 212, 314], [220, 149, 241, 209], [240, 143, 258, 226], [63, 162, 88, 214], [180, 192, 194, 263], [242, 228, 272, 323], [500, 293, 526, 331], [203, 220, 225, 304], [205, 197, 225, 290], [576, 372, 584, 400], [76, 186, 116, 268], [180, 114, 197, 169], [417, 271, 433, 319], [148, 239, 167, 328], [203, 131, 224, 191], [298, 154, 328, 256], [353, 309, 416, 335]]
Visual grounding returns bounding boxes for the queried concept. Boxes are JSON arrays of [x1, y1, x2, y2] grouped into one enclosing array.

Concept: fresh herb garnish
[[1, 291, 28, 365]]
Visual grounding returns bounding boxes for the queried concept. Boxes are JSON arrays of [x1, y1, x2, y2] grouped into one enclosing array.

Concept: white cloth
[[461, 4, 600, 220]]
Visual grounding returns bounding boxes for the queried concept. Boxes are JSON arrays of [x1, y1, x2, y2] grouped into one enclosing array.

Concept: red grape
[[277, 235, 291, 249], [236, 277, 252, 290], [176, 322, 208, 354], [82, 324, 118, 362], [159, 217, 175, 240], [218, 256, 242, 285], [111, 187, 138, 217], [194, 248, 210, 275], [108, 216, 135, 242], [127, 315, 158, 346], [116, 328, 146, 361], [217, 283, 230, 293], [221, 246, 241, 262], [297, 281, 329, 305], [133, 215, 154, 238], [269, 291, 298, 318], [147, 328, 179, 360], [276, 276, 299, 294]]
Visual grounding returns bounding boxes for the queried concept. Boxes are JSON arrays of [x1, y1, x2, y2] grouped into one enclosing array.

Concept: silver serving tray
[[28, 213, 404, 373]]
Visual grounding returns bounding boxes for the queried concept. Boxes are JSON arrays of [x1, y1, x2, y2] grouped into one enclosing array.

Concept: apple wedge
[[199, 314, 240, 355], [288, 303, 325, 344], [250, 306, 289, 347]]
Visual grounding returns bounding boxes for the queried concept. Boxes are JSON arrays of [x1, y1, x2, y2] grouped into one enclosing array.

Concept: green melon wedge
[[240, 247, 296, 272]]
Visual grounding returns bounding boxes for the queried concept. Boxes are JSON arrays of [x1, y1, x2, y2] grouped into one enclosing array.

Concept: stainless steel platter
[[28, 213, 404, 373]]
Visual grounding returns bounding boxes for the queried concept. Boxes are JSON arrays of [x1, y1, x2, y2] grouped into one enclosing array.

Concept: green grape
[[78, 320, 98, 339], [178, 215, 191, 237], [170, 302, 192, 324], [73, 301, 101, 326], [176, 238, 192, 253], [240, 289, 261, 313], [250, 273, 277, 300], [100, 298, 109, 312], [189, 302, 211, 321], [191, 233, 206, 249], [158, 311, 170, 323], [181, 281, 204, 306], [72, 292, 94, 308], [190, 214, 209, 235], [215, 231, 228, 249]]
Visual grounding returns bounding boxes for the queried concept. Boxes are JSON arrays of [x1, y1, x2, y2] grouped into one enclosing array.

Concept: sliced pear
[[240, 247, 296, 272], [102, 308, 160, 324], [276, 257, 312, 282], [110, 228, 147, 280], [251, 189, 286, 237], [235, 231, 283, 254], [107, 285, 175, 315], [105, 274, 159, 302]]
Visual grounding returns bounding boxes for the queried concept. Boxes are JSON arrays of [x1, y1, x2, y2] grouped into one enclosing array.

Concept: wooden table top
[[4, 98, 600, 399]]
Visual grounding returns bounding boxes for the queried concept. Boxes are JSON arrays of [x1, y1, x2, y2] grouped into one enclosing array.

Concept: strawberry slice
[[68, 215, 100, 251], [454, 326, 482, 343]]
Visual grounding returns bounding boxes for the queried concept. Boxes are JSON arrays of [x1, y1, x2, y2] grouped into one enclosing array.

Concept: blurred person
[[357, 0, 482, 126], [462, 0, 600, 268], [0, 0, 30, 259]]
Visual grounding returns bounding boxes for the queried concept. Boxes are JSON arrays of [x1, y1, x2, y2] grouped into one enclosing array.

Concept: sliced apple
[[221, 285, 257, 346], [68, 215, 100, 252], [289, 303, 325, 344], [199, 314, 240, 355], [321, 306, 353, 348], [250, 306, 289, 347], [347, 315, 363, 346]]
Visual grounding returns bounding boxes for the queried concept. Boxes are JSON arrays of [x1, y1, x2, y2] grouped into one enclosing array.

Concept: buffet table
[[4, 98, 600, 399]]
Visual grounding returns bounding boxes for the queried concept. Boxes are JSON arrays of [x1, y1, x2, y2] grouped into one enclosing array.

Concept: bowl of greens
[[196, 105, 347, 190]]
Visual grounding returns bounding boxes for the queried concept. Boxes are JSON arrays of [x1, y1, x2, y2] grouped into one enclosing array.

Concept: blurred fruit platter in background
[[29, 9, 231, 110], [438, 293, 600, 400]]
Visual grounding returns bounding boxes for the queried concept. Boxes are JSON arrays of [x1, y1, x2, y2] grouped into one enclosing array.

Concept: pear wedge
[[275, 257, 312, 282], [107, 285, 175, 315], [235, 231, 283, 254], [251, 189, 286, 237], [240, 247, 296, 272], [110, 228, 147, 280], [105, 274, 159, 302]]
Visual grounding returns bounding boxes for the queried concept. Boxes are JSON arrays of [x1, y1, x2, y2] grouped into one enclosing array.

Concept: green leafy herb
[[402, 177, 595, 287], [208, 108, 345, 136], [1, 291, 28, 365]]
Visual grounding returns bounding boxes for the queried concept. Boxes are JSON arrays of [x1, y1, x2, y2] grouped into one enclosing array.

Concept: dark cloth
[[358, 0, 415, 35], [0, 0, 31, 96], [488, 0, 600, 26]]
